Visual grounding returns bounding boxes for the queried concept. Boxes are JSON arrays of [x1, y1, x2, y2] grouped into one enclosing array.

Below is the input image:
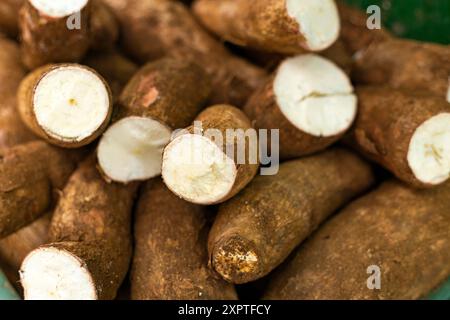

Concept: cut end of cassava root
[[408, 113, 450, 185], [29, 0, 88, 17], [274, 54, 357, 137], [98, 117, 172, 183], [286, 0, 340, 51], [162, 134, 237, 205], [33, 65, 111, 144], [20, 246, 97, 300]]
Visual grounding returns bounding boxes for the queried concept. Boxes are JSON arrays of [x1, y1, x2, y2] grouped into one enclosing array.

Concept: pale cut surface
[[408, 113, 450, 185], [274, 54, 357, 137], [34, 66, 110, 142], [447, 83, 450, 103], [20, 247, 97, 300], [162, 134, 237, 205], [30, 0, 89, 17], [98, 116, 172, 183], [286, 0, 340, 51]]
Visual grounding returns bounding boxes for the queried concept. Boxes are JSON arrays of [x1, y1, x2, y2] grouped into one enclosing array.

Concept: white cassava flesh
[[162, 134, 237, 205], [34, 66, 110, 143], [407, 113, 450, 185], [20, 247, 97, 300], [29, 0, 88, 17], [97, 116, 172, 183], [286, 0, 340, 51], [274, 54, 357, 137]]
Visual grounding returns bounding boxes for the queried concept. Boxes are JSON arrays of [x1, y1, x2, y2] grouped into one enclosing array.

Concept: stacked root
[[0, 0, 449, 301]]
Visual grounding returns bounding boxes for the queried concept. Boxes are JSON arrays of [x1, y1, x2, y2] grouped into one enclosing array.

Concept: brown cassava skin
[[171, 104, 259, 205], [0, 214, 50, 288], [193, 0, 334, 54], [19, 0, 118, 70], [0, 0, 23, 38], [117, 58, 211, 129], [208, 148, 374, 284], [0, 36, 35, 152], [349, 86, 450, 188], [232, 39, 352, 74], [89, 0, 119, 52], [244, 75, 348, 160], [45, 158, 138, 300], [336, 1, 391, 54], [264, 180, 450, 300], [17, 63, 113, 148], [102, 0, 267, 107], [19, 1, 91, 69], [353, 39, 450, 102], [0, 141, 80, 239], [83, 51, 138, 102], [131, 179, 237, 300]]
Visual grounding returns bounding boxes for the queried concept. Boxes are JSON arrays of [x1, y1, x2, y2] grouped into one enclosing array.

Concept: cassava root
[[162, 104, 259, 205], [19, 0, 118, 69], [349, 86, 450, 188], [18, 63, 113, 148], [244, 54, 357, 160], [0, 141, 81, 239], [102, 0, 267, 107], [193, 0, 340, 53], [208, 148, 374, 284], [131, 179, 237, 300], [20, 157, 138, 300], [264, 180, 450, 300], [97, 58, 211, 183]]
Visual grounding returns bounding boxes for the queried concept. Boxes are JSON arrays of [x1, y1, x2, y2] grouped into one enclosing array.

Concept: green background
[[344, 0, 450, 44], [344, 0, 449, 300]]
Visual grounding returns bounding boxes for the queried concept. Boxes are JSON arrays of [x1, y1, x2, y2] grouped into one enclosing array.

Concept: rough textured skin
[[0, 214, 50, 288], [349, 86, 450, 188], [264, 180, 450, 300], [131, 179, 237, 300], [172, 104, 259, 204], [17, 63, 113, 148], [102, 0, 267, 107], [0, 0, 23, 38], [321, 40, 353, 74], [208, 149, 374, 284], [193, 0, 323, 54], [244, 75, 347, 160], [117, 58, 211, 129], [83, 51, 138, 102], [233, 39, 352, 74], [19, 1, 92, 69], [0, 141, 80, 239], [353, 39, 450, 102], [19, 0, 118, 69], [337, 1, 391, 54], [89, 0, 119, 52], [0, 36, 35, 152], [47, 158, 138, 300]]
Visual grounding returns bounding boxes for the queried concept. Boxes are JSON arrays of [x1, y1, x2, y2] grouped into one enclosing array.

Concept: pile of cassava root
[[0, 0, 449, 300]]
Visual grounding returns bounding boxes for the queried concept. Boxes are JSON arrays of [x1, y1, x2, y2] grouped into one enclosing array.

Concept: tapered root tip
[[20, 246, 97, 300], [211, 236, 261, 284], [408, 113, 450, 185], [97, 116, 172, 183], [286, 0, 340, 51], [162, 134, 237, 205]]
